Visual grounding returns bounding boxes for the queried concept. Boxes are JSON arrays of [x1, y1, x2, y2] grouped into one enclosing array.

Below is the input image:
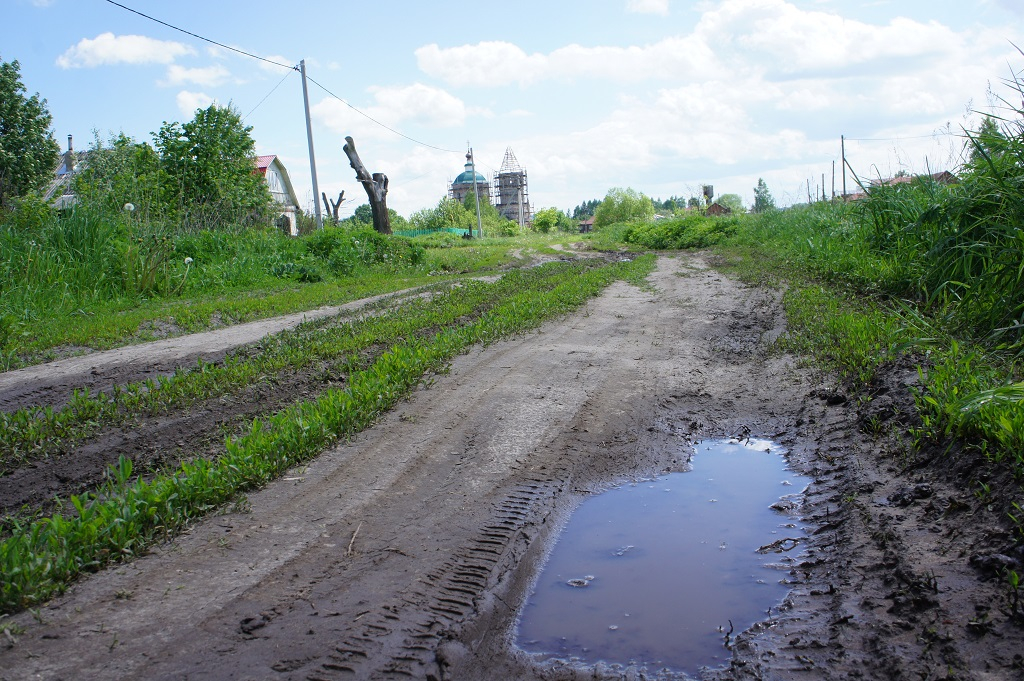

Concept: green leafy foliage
[[72, 132, 161, 219], [624, 214, 742, 250], [0, 255, 656, 613], [594, 187, 655, 229], [753, 178, 775, 213], [153, 104, 272, 230], [0, 58, 60, 206]]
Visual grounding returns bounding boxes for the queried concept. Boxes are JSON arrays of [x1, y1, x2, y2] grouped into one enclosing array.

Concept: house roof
[[255, 154, 277, 173], [254, 154, 300, 209]]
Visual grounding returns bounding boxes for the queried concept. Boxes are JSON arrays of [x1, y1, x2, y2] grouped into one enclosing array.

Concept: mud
[[0, 253, 1021, 680]]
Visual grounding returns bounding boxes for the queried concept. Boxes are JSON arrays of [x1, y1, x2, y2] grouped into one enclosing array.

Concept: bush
[[624, 214, 741, 249]]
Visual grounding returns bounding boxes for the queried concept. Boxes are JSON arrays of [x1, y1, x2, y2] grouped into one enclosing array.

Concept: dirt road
[[1, 254, 1020, 680]]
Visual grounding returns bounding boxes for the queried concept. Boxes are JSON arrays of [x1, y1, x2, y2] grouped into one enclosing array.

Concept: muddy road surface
[[1, 254, 1021, 680]]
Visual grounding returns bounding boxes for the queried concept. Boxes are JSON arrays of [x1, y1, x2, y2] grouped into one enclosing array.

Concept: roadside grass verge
[[715, 203, 1024, 504], [0, 212, 537, 369], [0, 258, 602, 470], [0, 254, 655, 614]]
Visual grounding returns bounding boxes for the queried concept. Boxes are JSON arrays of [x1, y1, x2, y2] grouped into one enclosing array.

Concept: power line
[[102, 0, 297, 71], [844, 131, 957, 142], [243, 68, 294, 120], [103, 0, 464, 155], [305, 75, 463, 154]]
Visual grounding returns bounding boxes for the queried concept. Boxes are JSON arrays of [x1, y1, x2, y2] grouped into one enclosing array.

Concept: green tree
[[717, 193, 744, 213], [593, 187, 654, 229], [351, 203, 373, 225], [410, 197, 474, 233], [0, 58, 60, 206], [967, 115, 1006, 164], [753, 178, 775, 213], [571, 198, 600, 220], [532, 207, 560, 233], [74, 132, 161, 217], [153, 104, 272, 228]]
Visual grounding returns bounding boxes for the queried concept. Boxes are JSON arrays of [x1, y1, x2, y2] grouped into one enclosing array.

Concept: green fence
[[393, 228, 469, 238]]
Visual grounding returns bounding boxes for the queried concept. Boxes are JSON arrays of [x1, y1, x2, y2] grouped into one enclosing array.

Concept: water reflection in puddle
[[516, 438, 810, 676]]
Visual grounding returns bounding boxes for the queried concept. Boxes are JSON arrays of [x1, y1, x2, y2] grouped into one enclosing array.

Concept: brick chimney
[[65, 134, 75, 173]]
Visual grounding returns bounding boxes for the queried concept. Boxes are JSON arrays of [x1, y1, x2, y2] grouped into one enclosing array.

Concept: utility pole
[[468, 145, 483, 239], [300, 60, 323, 229], [841, 135, 847, 199], [832, 161, 836, 199]]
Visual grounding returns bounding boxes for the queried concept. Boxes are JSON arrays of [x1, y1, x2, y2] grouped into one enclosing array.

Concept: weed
[[0, 255, 657, 614]]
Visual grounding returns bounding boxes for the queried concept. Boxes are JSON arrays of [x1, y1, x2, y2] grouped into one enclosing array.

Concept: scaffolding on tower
[[493, 147, 531, 228]]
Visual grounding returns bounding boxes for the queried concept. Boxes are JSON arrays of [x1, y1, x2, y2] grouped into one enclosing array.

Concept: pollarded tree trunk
[[343, 136, 391, 235]]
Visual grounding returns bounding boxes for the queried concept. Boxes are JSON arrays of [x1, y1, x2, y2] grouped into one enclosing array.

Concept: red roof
[[255, 154, 276, 175]]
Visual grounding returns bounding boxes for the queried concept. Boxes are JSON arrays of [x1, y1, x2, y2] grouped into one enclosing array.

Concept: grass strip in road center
[[0, 255, 655, 614]]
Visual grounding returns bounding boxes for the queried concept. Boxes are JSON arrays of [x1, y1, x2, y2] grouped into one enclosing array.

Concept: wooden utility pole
[[299, 60, 323, 229], [841, 135, 847, 199], [343, 136, 391, 235], [468, 146, 483, 239]]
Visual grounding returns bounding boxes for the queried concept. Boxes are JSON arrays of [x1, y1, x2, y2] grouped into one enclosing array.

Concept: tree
[[571, 198, 600, 220], [717, 193, 745, 213], [410, 197, 474, 233], [153, 104, 271, 227], [533, 207, 560, 233], [74, 131, 161, 217], [593, 187, 654, 229], [0, 58, 60, 206], [343, 136, 391, 234], [753, 178, 776, 213], [967, 115, 1006, 164], [352, 203, 373, 225]]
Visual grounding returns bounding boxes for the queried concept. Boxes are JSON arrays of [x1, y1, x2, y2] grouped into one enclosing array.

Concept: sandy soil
[[1, 253, 1021, 680]]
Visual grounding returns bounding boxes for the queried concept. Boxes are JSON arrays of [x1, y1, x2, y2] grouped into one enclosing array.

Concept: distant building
[[843, 170, 957, 202], [493, 147, 531, 228], [706, 202, 732, 216], [448, 151, 490, 207], [255, 155, 301, 235], [578, 216, 595, 233], [43, 135, 85, 209], [43, 138, 301, 232]]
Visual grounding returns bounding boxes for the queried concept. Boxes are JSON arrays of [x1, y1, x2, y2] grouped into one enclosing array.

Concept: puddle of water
[[516, 438, 810, 676]]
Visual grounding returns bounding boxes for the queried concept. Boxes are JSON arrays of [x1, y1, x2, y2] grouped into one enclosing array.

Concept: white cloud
[[176, 90, 215, 117], [57, 33, 194, 68], [416, 0, 989, 89], [162, 64, 231, 87], [626, 0, 670, 15], [312, 83, 469, 140], [416, 37, 715, 87]]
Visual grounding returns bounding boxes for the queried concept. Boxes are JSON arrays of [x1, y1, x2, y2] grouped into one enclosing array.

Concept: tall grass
[[718, 68, 1024, 487]]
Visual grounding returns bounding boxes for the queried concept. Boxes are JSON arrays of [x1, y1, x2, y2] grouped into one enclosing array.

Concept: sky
[[6, 0, 1024, 218]]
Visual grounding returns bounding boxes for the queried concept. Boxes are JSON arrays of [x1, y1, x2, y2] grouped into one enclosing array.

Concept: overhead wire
[[304, 75, 463, 154], [844, 131, 958, 142], [243, 68, 295, 120], [102, 0, 297, 71], [102, 0, 465, 156]]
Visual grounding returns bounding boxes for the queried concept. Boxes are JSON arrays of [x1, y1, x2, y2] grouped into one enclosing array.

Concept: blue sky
[[6, 0, 1024, 217]]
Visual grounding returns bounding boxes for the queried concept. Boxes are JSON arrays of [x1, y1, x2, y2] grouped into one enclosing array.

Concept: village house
[[255, 154, 301, 235], [44, 136, 301, 233]]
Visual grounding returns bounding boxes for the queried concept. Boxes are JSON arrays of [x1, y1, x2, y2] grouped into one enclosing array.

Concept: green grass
[[0, 255, 656, 614], [0, 212, 537, 368]]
